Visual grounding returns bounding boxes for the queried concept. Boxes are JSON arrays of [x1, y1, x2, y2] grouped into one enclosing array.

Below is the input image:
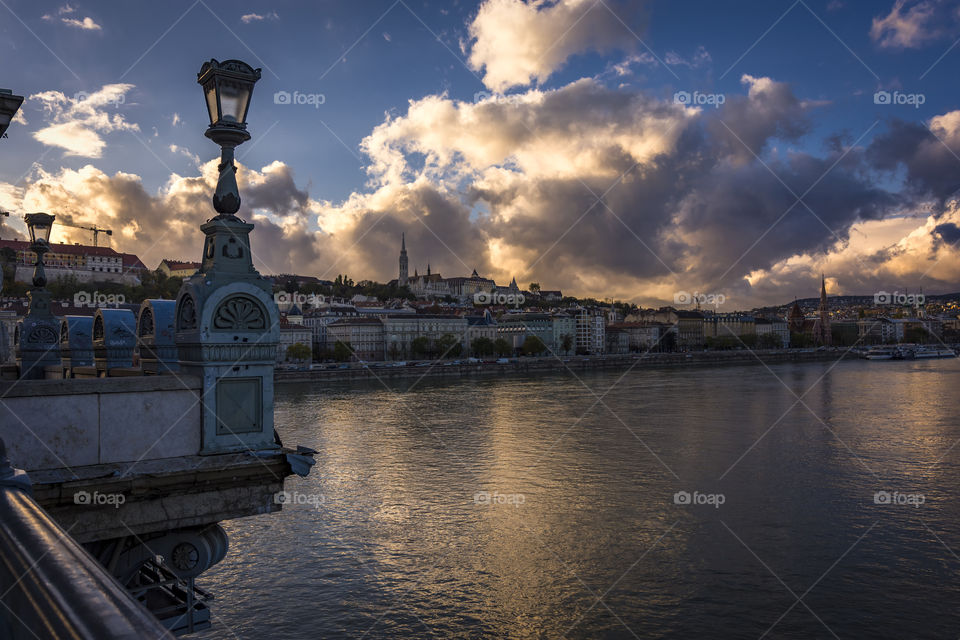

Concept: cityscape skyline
[[2, 0, 960, 308]]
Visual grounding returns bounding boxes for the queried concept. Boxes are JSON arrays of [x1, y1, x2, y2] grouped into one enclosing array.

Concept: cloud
[[870, 0, 948, 48], [664, 46, 712, 68], [467, 0, 645, 91], [30, 84, 138, 158], [5, 74, 958, 308], [61, 16, 101, 30], [241, 11, 279, 23]]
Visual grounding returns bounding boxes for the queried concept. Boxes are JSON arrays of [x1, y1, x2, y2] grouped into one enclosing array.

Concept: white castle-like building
[[394, 233, 496, 299]]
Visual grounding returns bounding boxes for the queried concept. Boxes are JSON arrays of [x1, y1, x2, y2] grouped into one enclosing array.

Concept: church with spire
[[787, 274, 833, 346], [398, 233, 408, 287], [392, 232, 496, 299]]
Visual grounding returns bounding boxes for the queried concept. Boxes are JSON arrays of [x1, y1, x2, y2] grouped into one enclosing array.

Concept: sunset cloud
[[466, 0, 645, 91], [30, 84, 137, 157]]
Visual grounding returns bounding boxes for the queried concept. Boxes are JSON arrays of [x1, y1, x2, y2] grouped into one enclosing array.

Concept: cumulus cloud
[[241, 11, 279, 23], [870, 0, 952, 48], [1, 160, 331, 276], [43, 5, 101, 30], [30, 84, 138, 157], [467, 0, 645, 91], [6, 71, 958, 308]]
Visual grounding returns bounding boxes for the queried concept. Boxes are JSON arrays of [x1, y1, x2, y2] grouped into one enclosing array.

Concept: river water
[[195, 358, 960, 639]]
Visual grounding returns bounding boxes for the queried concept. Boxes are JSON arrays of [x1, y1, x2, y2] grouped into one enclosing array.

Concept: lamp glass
[[24, 214, 54, 244], [218, 79, 250, 124], [204, 84, 219, 126]]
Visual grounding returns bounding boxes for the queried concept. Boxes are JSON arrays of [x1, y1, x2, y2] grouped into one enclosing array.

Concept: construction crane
[[53, 219, 113, 247]]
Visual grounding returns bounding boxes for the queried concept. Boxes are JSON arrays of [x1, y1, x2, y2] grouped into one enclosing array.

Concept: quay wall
[[275, 349, 857, 384]]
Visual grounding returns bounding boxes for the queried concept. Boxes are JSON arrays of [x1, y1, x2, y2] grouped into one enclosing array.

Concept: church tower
[[399, 233, 408, 287], [817, 274, 832, 346]]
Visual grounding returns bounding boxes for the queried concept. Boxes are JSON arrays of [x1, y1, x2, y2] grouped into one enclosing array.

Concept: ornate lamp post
[[196, 59, 261, 218], [175, 58, 279, 454], [16, 213, 60, 379], [0, 89, 25, 139]]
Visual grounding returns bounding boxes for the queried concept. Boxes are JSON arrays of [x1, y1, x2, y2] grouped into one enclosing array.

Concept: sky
[[1, 0, 960, 310]]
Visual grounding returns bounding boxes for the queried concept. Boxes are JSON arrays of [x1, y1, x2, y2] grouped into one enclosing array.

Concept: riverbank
[[274, 348, 857, 384]]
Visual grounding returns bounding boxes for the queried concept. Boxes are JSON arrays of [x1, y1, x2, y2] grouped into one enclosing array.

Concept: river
[[195, 358, 960, 638]]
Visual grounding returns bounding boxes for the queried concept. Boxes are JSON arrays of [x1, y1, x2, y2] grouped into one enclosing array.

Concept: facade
[[466, 311, 497, 349], [158, 259, 201, 278], [1, 239, 143, 284], [302, 303, 359, 353], [551, 314, 577, 354], [326, 317, 385, 361], [703, 313, 756, 340], [408, 266, 451, 298], [606, 322, 667, 352], [445, 270, 496, 298], [605, 327, 630, 354], [277, 318, 312, 362], [497, 312, 553, 353], [755, 318, 790, 348], [858, 317, 901, 343], [382, 313, 468, 359], [645, 309, 704, 348], [575, 309, 606, 354]]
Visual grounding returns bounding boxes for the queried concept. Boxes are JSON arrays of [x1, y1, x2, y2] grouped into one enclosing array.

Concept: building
[[326, 317, 385, 361], [643, 309, 704, 349], [605, 326, 630, 354], [497, 312, 553, 353], [302, 303, 359, 354], [445, 270, 496, 298], [158, 259, 201, 278], [754, 317, 790, 348], [606, 322, 669, 352], [0, 239, 144, 284], [575, 308, 605, 354], [703, 313, 756, 341], [465, 311, 498, 350], [277, 317, 313, 362], [408, 264, 451, 298], [382, 313, 468, 359], [551, 313, 577, 354], [858, 317, 901, 344]]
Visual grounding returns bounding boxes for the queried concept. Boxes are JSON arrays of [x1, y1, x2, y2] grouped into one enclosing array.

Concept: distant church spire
[[817, 273, 832, 346], [398, 232, 409, 286]]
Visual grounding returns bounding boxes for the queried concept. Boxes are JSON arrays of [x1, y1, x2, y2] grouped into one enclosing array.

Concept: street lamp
[[24, 213, 54, 288], [197, 59, 261, 218], [0, 89, 24, 139]]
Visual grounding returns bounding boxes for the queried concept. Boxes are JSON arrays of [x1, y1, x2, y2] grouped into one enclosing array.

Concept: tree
[[471, 336, 495, 357], [411, 336, 431, 359], [560, 334, 574, 355], [435, 333, 462, 359], [333, 341, 354, 362], [286, 342, 312, 362], [521, 335, 546, 356], [388, 342, 401, 361], [757, 333, 781, 349], [528, 282, 541, 294], [493, 337, 512, 356]]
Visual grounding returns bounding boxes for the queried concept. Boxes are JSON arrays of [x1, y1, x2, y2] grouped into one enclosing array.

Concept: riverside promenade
[[274, 348, 858, 384]]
